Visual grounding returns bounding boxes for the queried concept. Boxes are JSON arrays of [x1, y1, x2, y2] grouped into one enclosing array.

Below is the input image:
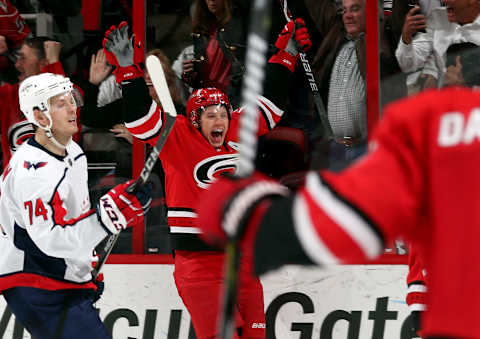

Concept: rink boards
[[0, 264, 418, 339]]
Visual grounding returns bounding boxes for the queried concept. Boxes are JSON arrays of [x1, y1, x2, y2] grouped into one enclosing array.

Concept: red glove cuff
[[113, 64, 144, 83], [269, 50, 297, 73]]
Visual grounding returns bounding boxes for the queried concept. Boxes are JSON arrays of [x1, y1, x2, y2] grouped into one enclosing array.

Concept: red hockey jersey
[[0, 0, 29, 50], [254, 87, 480, 338], [126, 97, 283, 250], [406, 244, 427, 312]]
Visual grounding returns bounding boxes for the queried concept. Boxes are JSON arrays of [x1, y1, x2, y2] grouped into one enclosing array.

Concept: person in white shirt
[[396, 0, 480, 88]]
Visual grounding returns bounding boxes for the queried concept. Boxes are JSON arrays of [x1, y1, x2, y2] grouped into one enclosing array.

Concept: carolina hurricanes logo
[[24, 161, 47, 170], [8, 120, 35, 153], [194, 154, 239, 189]]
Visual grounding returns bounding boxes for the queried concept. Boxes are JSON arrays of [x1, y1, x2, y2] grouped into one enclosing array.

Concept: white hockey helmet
[[18, 73, 78, 129]]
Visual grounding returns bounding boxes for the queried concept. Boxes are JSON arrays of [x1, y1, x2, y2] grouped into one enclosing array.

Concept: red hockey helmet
[[186, 88, 232, 128]]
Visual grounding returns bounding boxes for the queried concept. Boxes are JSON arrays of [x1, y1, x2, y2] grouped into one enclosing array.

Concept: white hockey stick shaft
[[93, 56, 177, 278], [220, 1, 272, 339]]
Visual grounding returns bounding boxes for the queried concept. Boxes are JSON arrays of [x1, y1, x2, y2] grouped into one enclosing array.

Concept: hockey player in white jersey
[[0, 73, 151, 339]]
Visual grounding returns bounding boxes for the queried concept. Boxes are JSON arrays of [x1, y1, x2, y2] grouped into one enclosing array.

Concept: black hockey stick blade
[[93, 55, 177, 279]]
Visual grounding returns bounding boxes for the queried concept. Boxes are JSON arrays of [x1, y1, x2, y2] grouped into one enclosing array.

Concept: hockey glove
[[97, 180, 152, 235], [269, 18, 312, 72], [103, 21, 144, 83], [197, 173, 288, 252]]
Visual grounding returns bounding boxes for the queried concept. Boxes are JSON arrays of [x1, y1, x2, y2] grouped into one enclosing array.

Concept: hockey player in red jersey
[[196, 85, 480, 339], [0, 37, 69, 170], [406, 243, 427, 336], [103, 19, 311, 339], [0, 0, 30, 81], [0, 0, 29, 52], [0, 73, 152, 339]]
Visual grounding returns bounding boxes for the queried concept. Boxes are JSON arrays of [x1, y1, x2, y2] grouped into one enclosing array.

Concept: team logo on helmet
[[194, 154, 238, 189], [186, 88, 231, 128]]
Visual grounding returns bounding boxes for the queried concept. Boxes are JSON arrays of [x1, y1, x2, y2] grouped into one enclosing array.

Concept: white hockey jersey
[[0, 138, 108, 293]]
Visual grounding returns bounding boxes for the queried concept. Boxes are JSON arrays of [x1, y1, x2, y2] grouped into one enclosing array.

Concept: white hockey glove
[[97, 180, 152, 235]]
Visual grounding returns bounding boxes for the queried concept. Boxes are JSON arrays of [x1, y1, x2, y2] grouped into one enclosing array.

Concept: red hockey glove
[[196, 173, 288, 252], [97, 180, 152, 235], [269, 18, 312, 72], [103, 21, 144, 83]]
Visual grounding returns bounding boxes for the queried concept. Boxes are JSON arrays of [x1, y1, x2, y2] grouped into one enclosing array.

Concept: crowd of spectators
[[2, 1, 480, 337], [1, 0, 480, 258]]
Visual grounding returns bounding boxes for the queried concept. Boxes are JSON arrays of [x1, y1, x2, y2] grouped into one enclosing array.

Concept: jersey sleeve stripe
[[125, 101, 163, 140], [408, 303, 426, 312], [408, 283, 427, 293], [170, 226, 202, 234], [168, 210, 197, 218], [299, 172, 384, 261], [293, 195, 341, 264], [406, 281, 427, 309], [257, 96, 283, 130]]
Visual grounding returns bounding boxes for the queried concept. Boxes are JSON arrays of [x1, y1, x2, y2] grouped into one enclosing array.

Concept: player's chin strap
[[45, 129, 72, 150], [39, 120, 72, 150]]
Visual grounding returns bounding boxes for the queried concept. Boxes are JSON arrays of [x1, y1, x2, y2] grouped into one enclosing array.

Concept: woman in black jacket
[[181, 0, 248, 107]]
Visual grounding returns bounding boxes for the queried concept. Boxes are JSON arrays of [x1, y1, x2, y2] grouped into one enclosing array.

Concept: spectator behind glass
[[145, 49, 184, 115], [81, 48, 181, 254], [181, 0, 248, 107], [307, 0, 406, 171], [0, 0, 30, 84], [172, 44, 195, 105], [0, 36, 66, 170], [393, 0, 443, 94], [81, 48, 184, 151], [444, 42, 480, 87], [309, 0, 367, 172], [28, 0, 84, 77], [396, 0, 480, 89]]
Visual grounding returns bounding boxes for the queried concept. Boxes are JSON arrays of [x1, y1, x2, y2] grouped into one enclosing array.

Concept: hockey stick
[[219, 1, 272, 339], [278, 0, 334, 139], [93, 55, 177, 279]]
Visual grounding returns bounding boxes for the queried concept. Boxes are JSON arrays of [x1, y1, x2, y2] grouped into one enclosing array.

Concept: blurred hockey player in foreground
[[197, 84, 480, 338], [0, 73, 151, 339]]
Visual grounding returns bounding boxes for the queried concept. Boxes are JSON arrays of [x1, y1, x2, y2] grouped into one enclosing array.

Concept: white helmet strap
[[40, 114, 70, 150], [45, 128, 71, 150]]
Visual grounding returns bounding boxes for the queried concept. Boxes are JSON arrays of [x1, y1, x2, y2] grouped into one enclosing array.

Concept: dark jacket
[[189, 9, 248, 107]]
